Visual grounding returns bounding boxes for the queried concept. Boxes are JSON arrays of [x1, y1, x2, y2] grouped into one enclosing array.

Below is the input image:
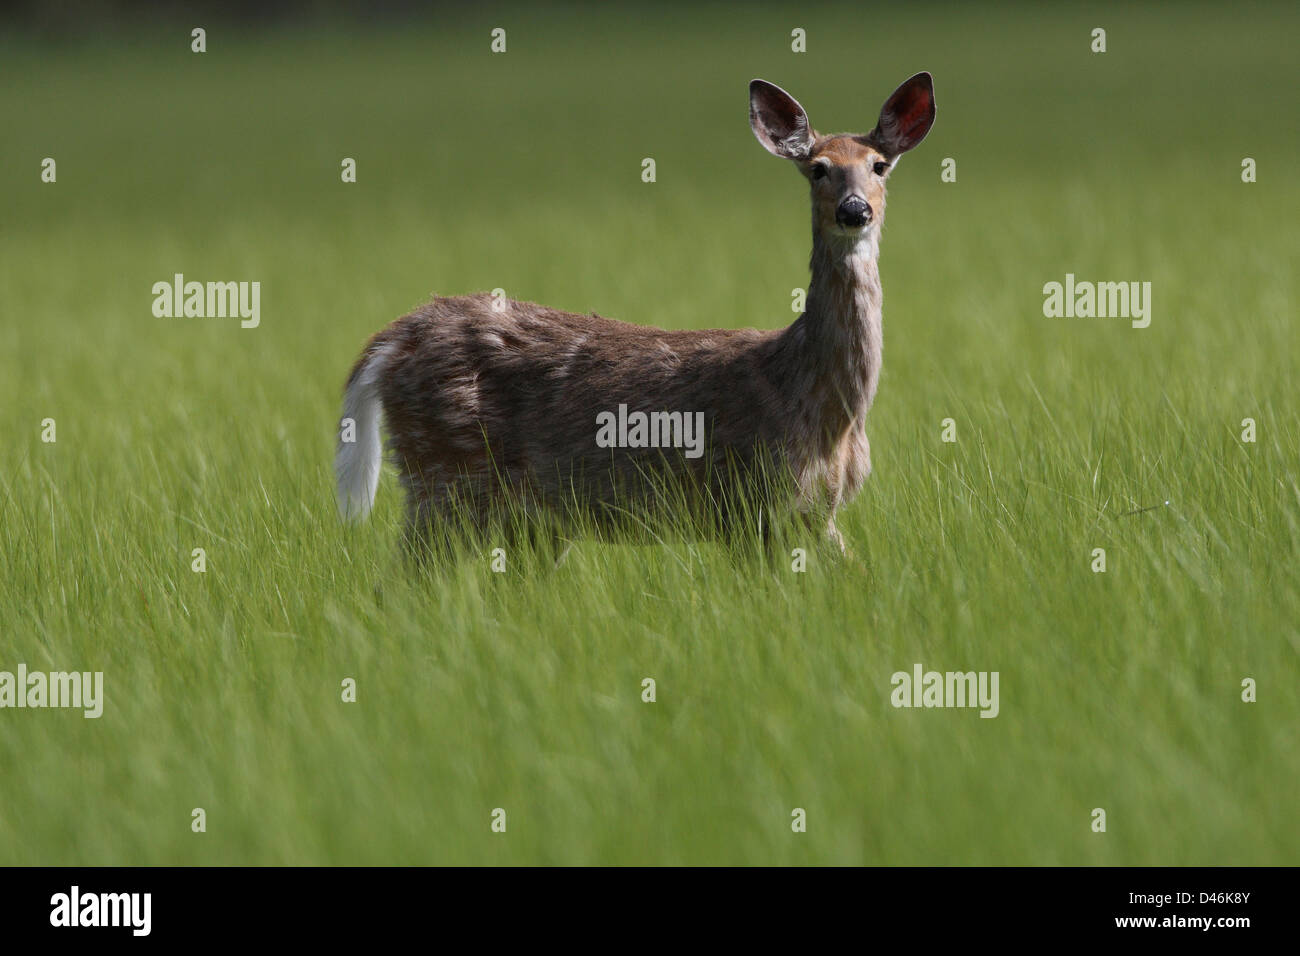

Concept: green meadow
[[1, 3, 1296, 864]]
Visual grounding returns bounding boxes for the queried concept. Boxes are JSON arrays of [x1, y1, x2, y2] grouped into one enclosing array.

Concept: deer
[[336, 72, 936, 558]]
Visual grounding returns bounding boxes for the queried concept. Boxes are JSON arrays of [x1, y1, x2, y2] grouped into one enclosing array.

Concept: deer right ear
[[749, 80, 814, 160], [868, 72, 936, 157]]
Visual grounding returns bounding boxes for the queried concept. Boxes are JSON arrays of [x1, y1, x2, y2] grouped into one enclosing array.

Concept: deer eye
[[873, 161, 889, 175], [810, 164, 827, 181]]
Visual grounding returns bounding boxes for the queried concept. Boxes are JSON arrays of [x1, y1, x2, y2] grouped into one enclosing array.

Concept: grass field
[[1, 2, 1297, 865]]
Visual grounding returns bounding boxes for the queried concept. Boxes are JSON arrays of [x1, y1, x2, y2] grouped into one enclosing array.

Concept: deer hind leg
[[401, 481, 448, 564], [485, 483, 566, 563], [399, 465, 486, 564]]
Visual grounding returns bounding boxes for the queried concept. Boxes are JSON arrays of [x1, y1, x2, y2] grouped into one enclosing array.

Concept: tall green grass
[[1, 3, 1296, 864]]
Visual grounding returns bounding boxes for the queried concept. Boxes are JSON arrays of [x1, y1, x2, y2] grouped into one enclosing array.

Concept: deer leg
[[825, 516, 848, 556], [401, 491, 440, 565]]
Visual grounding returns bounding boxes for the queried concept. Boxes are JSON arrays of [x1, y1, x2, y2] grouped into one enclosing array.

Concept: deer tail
[[335, 337, 396, 522]]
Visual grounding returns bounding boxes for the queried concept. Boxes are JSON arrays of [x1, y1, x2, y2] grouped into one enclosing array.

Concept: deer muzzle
[[835, 195, 872, 228]]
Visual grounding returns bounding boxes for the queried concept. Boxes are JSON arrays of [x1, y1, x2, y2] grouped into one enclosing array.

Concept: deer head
[[749, 73, 936, 243]]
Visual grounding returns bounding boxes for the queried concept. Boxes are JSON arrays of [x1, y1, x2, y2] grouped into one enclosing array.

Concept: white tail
[[335, 342, 393, 522]]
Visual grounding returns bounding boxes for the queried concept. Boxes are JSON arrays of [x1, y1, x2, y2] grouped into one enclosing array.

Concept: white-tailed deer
[[337, 73, 935, 555]]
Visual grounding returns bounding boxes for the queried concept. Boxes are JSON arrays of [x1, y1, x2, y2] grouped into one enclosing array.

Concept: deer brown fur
[[336, 73, 936, 554]]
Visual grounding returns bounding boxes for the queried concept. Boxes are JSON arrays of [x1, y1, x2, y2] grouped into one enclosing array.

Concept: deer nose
[[836, 196, 872, 228]]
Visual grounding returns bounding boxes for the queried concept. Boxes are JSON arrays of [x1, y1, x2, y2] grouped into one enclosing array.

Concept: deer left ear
[[749, 79, 815, 161], [868, 72, 936, 157]]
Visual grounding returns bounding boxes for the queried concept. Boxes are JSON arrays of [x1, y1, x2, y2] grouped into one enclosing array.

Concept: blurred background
[[0, 2, 1296, 865]]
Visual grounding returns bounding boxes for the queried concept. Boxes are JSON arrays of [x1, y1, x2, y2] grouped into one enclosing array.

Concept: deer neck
[[778, 226, 883, 446]]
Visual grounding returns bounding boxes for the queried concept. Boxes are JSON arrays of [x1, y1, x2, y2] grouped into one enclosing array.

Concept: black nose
[[836, 196, 872, 228]]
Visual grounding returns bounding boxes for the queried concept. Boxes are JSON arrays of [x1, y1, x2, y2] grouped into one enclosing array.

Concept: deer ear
[[868, 72, 936, 157], [749, 80, 814, 160]]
